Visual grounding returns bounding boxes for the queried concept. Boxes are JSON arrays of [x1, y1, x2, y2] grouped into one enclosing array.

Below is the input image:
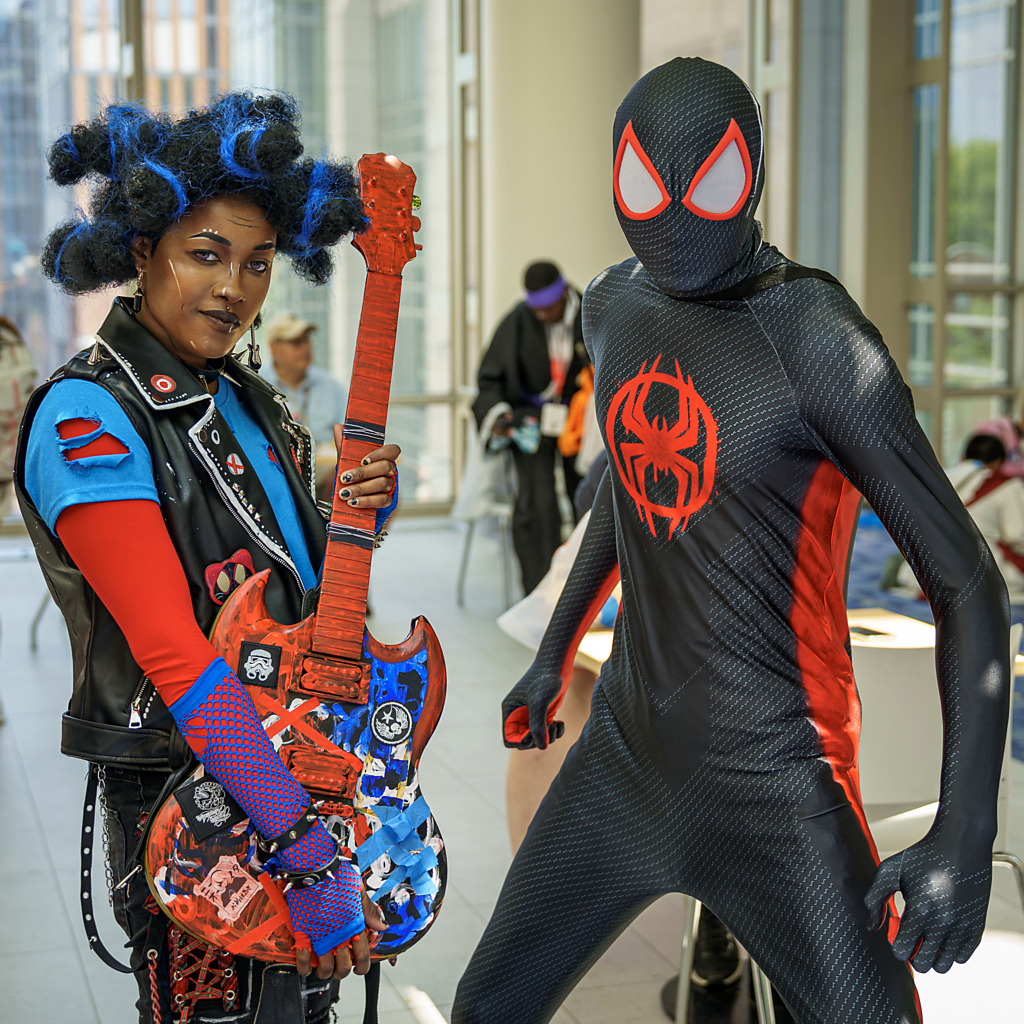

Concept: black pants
[[511, 437, 581, 594], [451, 688, 921, 1024], [101, 766, 341, 1024]]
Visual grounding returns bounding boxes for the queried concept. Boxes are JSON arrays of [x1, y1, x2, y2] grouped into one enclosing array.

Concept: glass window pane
[[911, 84, 939, 278], [389, 403, 453, 504], [766, 0, 789, 65], [914, 0, 942, 59], [764, 89, 790, 250], [947, 0, 1015, 282], [908, 303, 934, 385], [944, 292, 1011, 386], [942, 394, 1009, 464]]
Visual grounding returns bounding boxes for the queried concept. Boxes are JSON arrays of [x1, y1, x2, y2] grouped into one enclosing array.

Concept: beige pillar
[[479, 0, 641, 339], [840, 0, 914, 368]]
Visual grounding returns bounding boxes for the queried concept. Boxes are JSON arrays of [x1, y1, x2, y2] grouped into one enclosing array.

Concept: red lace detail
[[168, 923, 239, 1023]]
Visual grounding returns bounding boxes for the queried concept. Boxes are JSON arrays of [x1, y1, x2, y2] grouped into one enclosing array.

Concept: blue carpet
[[848, 510, 1024, 762]]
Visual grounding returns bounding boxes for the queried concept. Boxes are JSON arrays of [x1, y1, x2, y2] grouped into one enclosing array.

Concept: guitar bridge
[[297, 655, 369, 703]]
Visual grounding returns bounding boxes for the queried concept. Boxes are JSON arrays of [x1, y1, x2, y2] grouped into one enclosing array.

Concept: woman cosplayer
[[15, 94, 399, 1023]]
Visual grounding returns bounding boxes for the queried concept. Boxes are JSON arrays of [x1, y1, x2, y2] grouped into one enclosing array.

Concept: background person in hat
[[264, 311, 349, 498], [472, 260, 590, 594]]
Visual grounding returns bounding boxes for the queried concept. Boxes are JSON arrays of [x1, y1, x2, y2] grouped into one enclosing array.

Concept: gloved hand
[[864, 831, 992, 973], [500, 468, 619, 751], [282, 855, 366, 956], [502, 666, 567, 750]]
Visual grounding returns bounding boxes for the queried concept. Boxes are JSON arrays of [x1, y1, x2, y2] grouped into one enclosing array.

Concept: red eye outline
[[613, 120, 671, 221], [681, 118, 753, 221]]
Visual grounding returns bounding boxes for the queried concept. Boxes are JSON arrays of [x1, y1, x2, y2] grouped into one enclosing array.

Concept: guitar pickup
[[297, 656, 370, 703], [281, 747, 359, 800]]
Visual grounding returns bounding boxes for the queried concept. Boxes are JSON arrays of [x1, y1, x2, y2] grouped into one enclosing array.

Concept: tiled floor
[[1, 518, 1022, 1024]]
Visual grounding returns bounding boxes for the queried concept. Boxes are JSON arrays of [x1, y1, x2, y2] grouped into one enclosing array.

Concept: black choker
[[193, 358, 225, 391]]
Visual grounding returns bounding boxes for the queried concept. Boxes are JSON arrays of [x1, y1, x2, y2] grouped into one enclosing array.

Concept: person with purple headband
[[472, 260, 591, 594]]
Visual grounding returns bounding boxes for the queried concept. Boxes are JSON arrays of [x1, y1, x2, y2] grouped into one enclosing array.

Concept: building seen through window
[[4, 1, 1024, 500]]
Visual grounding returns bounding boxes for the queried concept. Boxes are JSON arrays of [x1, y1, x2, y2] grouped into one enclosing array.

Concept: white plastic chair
[[451, 413, 518, 610]]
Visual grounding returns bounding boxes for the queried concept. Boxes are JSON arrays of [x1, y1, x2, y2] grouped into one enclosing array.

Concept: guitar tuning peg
[[412, 216, 421, 232], [411, 195, 421, 210], [414, 243, 423, 251]]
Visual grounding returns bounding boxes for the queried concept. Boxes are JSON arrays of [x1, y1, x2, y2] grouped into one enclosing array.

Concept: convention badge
[[540, 402, 569, 438]]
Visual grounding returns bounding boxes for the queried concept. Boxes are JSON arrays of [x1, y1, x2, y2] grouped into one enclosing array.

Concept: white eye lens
[[688, 140, 746, 215], [682, 119, 753, 221], [614, 120, 670, 221], [618, 139, 664, 216]]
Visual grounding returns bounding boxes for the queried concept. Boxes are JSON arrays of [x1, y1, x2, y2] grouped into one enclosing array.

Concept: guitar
[[144, 154, 447, 963]]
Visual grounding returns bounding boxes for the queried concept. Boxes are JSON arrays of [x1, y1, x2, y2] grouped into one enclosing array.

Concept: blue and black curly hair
[[42, 91, 367, 295]]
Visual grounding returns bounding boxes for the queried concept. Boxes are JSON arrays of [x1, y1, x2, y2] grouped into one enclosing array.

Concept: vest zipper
[[128, 675, 154, 729]]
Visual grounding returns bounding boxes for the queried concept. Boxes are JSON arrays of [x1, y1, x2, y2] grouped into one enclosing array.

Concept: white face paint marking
[[167, 259, 183, 301], [165, 260, 197, 348]]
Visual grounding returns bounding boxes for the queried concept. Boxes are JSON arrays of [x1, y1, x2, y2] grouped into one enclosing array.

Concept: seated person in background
[[972, 403, 1024, 476], [897, 433, 1024, 601], [264, 312, 349, 500]]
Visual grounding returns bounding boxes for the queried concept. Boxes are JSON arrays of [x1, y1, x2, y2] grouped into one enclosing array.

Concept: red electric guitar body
[[144, 155, 446, 963]]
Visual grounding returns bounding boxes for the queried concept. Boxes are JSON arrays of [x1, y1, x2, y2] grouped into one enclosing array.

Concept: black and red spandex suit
[[452, 58, 1011, 1024]]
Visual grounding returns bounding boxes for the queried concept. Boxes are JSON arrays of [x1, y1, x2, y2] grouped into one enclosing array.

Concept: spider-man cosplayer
[[14, 94, 398, 1024], [452, 57, 1010, 1024]]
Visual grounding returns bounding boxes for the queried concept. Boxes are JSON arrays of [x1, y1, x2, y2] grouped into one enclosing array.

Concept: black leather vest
[[14, 301, 327, 768]]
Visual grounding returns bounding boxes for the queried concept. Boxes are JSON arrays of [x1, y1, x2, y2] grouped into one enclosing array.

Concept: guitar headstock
[[351, 153, 421, 276]]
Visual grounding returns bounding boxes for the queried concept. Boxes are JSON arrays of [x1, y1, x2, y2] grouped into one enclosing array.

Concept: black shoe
[[691, 910, 743, 988]]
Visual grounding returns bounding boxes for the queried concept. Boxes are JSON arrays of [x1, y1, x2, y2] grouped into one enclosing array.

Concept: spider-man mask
[[612, 57, 764, 297]]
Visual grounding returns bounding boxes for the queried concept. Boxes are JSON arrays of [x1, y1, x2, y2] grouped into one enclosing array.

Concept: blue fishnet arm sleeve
[[171, 658, 365, 953], [375, 466, 398, 532]]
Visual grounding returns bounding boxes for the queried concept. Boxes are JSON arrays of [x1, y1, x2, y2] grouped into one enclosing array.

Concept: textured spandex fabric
[[454, 58, 1009, 1024]]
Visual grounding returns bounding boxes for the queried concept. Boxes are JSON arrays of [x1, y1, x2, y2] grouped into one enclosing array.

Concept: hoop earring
[[132, 270, 145, 315], [247, 322, 262, 371]]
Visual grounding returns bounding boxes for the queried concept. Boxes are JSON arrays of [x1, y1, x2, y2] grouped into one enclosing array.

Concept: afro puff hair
[[42, 92, 367, 295]]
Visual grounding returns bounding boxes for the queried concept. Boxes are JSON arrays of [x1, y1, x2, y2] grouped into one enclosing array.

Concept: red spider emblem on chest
[[606, 356, 717, 537]]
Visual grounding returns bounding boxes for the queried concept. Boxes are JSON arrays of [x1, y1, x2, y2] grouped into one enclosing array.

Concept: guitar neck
[[312, 270, 403, 661]]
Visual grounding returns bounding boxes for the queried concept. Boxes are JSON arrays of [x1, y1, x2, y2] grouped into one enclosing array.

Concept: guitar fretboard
[[312, 271, 403, 661]]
